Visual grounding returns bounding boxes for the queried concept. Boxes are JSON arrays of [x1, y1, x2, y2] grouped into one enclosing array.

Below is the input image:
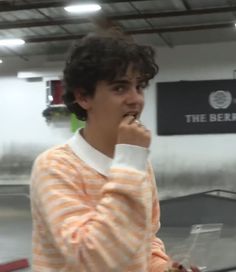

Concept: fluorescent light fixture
[[0, 39, 25, 46], [17, 72, 42, 78], [0, 59, 2, 64], [17, 69, 62, 79], [64, 4, 101, 13], [235, 23, 236, 28]]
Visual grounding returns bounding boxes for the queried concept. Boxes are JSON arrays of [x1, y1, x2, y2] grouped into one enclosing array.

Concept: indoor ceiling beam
[[26, 34, 84, 43], [0, 0, 151, 12], [110, 5, 236, 19], [126, 22, 235, 34], [24, 21, 235, 43], [3, 47, 29, 61], [1, 6, 236, 30]]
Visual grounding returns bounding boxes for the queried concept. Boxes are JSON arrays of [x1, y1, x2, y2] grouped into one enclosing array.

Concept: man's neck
[[81, 126, 116, 158]]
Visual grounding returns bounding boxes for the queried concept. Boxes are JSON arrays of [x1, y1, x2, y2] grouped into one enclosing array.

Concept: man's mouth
[[123, 112, 139, 119]]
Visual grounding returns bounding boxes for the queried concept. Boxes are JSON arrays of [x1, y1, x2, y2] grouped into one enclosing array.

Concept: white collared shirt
[[67, 129, 149, 176]]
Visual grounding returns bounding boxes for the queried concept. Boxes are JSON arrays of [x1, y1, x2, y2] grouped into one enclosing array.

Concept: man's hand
[[166, 262, 201, 272], [117, 115, 151, 148]]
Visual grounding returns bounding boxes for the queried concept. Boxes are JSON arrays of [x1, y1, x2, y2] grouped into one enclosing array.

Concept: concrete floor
[[0, 193, 31, 271], [1, 186, 236, 272]]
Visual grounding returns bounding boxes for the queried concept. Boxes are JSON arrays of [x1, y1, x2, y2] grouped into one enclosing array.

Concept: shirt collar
[[67, 129, 112, 177]]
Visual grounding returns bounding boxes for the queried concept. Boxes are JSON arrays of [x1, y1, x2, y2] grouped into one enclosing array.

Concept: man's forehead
[[106, 64, 148, 84], [113, 69, 145, 82], [123, 64, 143, 78]]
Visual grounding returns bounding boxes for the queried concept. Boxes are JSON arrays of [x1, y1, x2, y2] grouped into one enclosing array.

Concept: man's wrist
[[112, 144, 149, 172]]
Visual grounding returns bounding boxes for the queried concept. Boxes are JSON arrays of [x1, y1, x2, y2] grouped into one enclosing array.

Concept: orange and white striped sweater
[[30, 131, 169, 271]]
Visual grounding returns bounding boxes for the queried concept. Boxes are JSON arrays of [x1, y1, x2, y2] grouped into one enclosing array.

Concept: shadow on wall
[[155, 167, 236, 200], [2, 138, 236, 196], [0, 143, 48, 184], [150, 133, 236, 199]]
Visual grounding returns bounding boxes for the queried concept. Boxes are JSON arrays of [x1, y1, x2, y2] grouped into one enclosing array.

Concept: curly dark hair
[[63, 34, 159, 120]]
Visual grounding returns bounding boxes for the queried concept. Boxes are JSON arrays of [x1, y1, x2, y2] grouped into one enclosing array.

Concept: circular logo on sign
[[209, 90, 232, 109]]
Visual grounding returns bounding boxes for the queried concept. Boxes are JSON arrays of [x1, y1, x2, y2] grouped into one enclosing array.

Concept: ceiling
[[1, 0, 236, 62]]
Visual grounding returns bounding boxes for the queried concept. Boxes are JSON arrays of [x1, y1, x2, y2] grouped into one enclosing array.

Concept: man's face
[[84, 65, 148, 137]]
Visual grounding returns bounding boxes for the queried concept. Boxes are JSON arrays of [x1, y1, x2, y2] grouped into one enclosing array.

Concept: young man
[[30, 34, 170, 271]]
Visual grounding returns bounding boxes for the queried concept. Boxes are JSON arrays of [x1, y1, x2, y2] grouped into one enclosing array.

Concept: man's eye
[[114, 85, 126, 93], [137, 81, 148, 91]]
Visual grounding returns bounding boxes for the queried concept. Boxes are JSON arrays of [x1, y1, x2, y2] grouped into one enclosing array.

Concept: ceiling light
[[0, 39, 25, 46], [64, 4, 101, 13], [0, 59, 2, 63], [235, 23, 236, 28]]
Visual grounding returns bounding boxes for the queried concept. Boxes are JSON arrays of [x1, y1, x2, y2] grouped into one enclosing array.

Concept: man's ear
[[74, 89, 91, 110]]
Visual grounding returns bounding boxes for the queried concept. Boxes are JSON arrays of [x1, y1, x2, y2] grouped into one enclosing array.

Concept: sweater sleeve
[[148, 164, 170, 272], [31, 144, 152, 271]]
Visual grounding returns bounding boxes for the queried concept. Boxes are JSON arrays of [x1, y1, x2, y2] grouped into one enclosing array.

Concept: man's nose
[[126, 87, 144, 104]]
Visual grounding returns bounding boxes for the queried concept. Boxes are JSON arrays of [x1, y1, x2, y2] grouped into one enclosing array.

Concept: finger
[[172, 263, 188, 272], [179, 265, 188, 272], [171, 262, 180, 271], [172, 262, 180, 269], [133, 119, 142, 126], [122, 114, 135, 124], [132, 119, 147, 129], [190, 265, 201, 272]]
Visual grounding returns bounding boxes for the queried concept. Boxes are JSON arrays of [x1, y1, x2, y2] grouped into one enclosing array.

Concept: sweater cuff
[[112, 144, 149, 172]]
